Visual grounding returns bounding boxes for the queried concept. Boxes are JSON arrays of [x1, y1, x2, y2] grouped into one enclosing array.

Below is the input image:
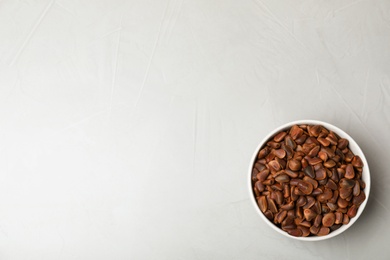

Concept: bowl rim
[[248, 119, 371, 241]]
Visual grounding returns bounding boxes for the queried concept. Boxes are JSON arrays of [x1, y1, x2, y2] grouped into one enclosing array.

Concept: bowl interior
[[249, 120, 371, 241]]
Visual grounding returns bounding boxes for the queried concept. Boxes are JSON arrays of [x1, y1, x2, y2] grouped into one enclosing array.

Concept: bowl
[[248, 120, 371, 241]]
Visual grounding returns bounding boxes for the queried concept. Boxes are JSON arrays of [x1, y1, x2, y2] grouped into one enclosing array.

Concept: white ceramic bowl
[[248, 120, 371, 241]]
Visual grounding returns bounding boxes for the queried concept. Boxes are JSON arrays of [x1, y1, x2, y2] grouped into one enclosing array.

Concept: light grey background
[[0, 0, 389, 259]]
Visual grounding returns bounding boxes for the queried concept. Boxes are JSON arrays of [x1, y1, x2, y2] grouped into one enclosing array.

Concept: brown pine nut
[[252, 124, 366, 237]]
